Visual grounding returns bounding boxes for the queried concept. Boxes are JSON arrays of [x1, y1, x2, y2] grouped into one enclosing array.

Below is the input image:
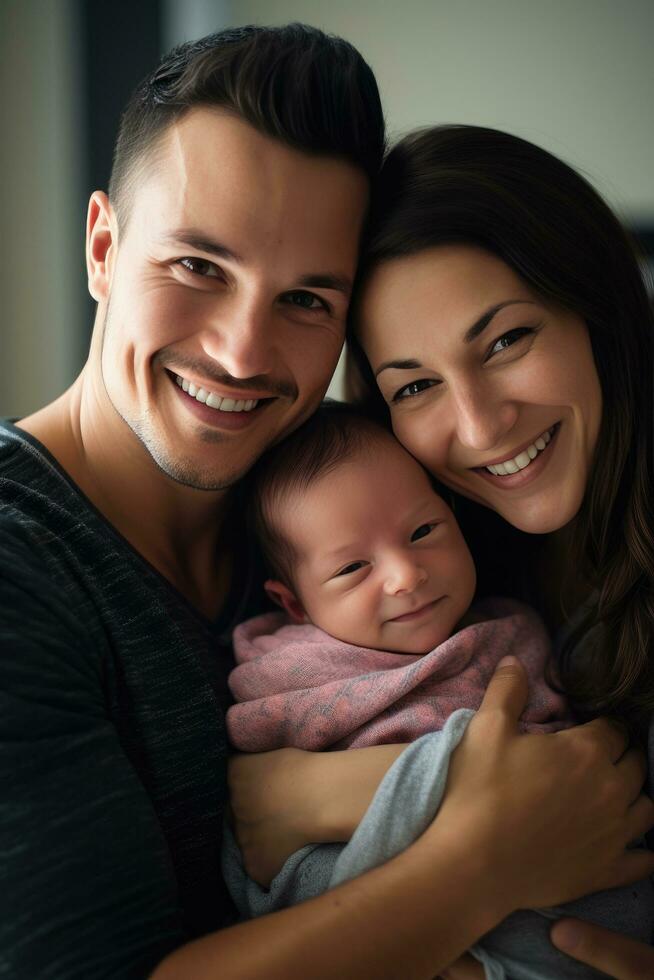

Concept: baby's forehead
[[278, 434, 444, 527]]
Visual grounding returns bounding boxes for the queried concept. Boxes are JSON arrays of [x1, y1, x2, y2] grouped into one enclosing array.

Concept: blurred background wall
[[2, 0, 653, 416]]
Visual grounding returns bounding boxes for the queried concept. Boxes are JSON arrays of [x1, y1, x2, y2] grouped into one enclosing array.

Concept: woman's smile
[[471, 422, 560, 488]]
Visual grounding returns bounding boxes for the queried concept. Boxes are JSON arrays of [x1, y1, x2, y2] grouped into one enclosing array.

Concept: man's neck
[[18, 370, 233, 619]]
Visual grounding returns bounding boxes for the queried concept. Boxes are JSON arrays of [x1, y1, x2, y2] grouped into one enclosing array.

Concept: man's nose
[[202, 292, 277, 381], [383, 553, 428, 596], [450, 378, 518, 452]]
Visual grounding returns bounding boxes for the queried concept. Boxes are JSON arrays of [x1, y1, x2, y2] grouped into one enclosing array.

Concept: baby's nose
[[384, 557, 428, 595]]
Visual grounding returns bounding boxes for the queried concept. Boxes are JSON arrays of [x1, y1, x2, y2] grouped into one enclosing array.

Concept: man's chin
[[126, 415, 257, 492], [150, 448, 253, 492]]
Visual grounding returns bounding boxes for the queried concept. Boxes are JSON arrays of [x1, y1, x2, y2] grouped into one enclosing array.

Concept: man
[[1, 23, 650, 980]]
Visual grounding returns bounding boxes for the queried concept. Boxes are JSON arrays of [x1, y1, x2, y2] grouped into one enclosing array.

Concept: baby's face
[[280, 435, 477, 654]]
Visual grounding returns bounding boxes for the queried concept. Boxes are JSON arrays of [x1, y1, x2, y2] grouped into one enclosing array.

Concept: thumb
[[477, 656, 528, 725]]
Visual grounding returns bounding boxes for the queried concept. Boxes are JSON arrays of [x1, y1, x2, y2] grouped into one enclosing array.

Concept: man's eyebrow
[[375, 300, 537, 377], [296, 274, 352, 297], [160, 230, 243, 263], [159, 233, 351, 295]]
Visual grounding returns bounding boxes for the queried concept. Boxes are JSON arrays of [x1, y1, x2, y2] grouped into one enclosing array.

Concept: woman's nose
[[383, 555, 428, 595], [450, 379, 518, 452]]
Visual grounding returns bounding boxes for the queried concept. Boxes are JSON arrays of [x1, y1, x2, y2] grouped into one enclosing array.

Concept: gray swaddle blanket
[[222, 603, 654, 978]]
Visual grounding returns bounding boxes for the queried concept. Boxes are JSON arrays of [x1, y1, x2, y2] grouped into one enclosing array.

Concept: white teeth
[[485, 426, 556, 477], [174, 374, 259, 413]]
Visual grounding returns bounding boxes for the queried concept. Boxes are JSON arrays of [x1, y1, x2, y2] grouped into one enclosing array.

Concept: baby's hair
[[248, 402, 393, 588]]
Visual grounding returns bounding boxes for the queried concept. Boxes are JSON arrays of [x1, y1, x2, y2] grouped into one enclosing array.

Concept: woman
[[346, 124, 654, 976], [229, 126, 654, 978]]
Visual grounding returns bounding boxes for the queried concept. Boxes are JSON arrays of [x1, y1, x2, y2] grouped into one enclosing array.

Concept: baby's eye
[[411, 523, 436, 542], [335, 561, 366, 577]]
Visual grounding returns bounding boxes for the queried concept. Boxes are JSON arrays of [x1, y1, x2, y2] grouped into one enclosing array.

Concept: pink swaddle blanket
[[227, 597, 573, 751]]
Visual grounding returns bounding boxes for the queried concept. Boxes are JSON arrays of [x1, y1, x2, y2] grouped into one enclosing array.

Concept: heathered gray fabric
[[0, 419, 250, 979], [224, 708, 654, 979]]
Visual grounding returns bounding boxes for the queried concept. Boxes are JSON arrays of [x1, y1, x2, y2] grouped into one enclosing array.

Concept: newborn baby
[[222, 404, 653, 980]]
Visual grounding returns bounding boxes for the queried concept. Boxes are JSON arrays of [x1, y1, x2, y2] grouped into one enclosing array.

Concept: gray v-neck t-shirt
[[0, 419, 258, 978]]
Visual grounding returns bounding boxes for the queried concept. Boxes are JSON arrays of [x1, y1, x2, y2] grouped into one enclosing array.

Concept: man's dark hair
[[248, 402, 389, 587], [108, 23, 385, 227]]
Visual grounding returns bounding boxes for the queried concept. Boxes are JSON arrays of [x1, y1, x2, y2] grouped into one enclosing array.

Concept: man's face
[[92, 109, 368, 490]]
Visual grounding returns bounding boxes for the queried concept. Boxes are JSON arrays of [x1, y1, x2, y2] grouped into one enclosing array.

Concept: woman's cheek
[[392, 411, 444, 477]]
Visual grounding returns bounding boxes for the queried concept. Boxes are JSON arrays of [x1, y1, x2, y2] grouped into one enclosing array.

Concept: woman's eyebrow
[[463, 299, 537, 343], [375, 299, 537, 377], [375, 358, 422, 378]]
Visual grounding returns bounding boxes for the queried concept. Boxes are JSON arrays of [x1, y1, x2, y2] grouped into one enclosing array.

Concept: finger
[[551, 918, 654, 979], [625, 792, 654, 839], [573, 715, 630, 763], [439, 953, 485, 979], [615, 746, 649, 804], [604, 846, 654, 892], [476, 657, 528, 723]]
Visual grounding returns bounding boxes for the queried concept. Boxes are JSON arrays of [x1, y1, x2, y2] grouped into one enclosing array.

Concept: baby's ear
[[264, 580, 307, 624]]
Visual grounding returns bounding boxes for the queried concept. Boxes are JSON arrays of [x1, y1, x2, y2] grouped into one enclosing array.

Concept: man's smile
[[173, 372, 262, 413], [168, 370, 274, 430]]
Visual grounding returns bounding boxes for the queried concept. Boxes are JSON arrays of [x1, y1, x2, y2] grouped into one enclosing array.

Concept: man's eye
[[488, 326, 534, 357], [283, 290, 329, 312], [178, 257, 220, 277], [392, 379, 439, 402], [411, 523, 435, 542], [335, 561, 366, 577]]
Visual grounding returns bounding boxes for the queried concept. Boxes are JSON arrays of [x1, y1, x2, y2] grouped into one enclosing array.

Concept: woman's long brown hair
[[347, 125, 654, 731]]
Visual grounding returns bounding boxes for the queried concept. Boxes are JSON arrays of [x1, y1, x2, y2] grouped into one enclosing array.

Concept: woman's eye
[[283, 290, 329, 312], [393, 379, 439, 402], [178, 257, 220, 278], [488, 327, 534, 357], [336, 561, 365, 577], [411, 523, 435, 542]]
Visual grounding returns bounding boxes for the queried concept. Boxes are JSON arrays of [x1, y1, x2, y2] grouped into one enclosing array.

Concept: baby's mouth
[[387, 597, 444, 623]]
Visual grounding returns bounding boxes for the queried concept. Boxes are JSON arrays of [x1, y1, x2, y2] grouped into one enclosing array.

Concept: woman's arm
[[151, 660, 654, 979], [550, 919, 654, 979], [228, 741, 407, 885]]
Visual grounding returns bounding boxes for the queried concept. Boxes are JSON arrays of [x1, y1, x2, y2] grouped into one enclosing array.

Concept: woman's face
[[358, 245, 603, 534]]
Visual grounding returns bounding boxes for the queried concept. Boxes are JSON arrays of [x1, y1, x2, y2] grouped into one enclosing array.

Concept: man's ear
[[264, 579, 308, 624], [86, 190, 117, 302]]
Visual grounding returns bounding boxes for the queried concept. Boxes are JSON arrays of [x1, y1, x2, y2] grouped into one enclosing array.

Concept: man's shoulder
[[0, 418, 73, 514], [0, 420, 142, 647], [0, 419, 97, 564]]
